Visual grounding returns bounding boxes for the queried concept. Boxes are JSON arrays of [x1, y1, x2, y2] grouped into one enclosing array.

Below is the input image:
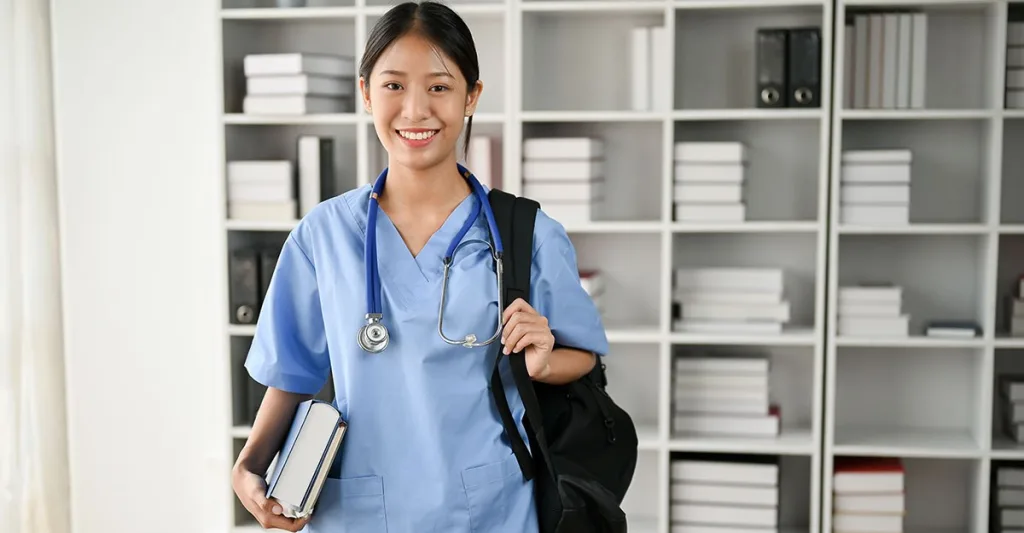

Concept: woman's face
[[360, 32, 482, 172]]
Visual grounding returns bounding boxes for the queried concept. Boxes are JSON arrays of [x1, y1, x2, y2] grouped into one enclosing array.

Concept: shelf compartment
[[668, 453, 814, 533], [620, 450, 662, 533], [671, 233, 821, 334], [570, 232, 663, 333], [523, 120, 663, 223], [992, 349, 1024, 456], [840, 1, 1001, 112], [838, 119, 994, 225], [673, 119, 824, 223], [673, 4, 825, 111], [221, 18, 358, 115], [521, 10, 667, 112], [826, 456, 983, 533], [1001, 120, 1024, 224], [605, 342, 661, 435], [995, 235, 1024, 338], [833, 346, 987, 458]]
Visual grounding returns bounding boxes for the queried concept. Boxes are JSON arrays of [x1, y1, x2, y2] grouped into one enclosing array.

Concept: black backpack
[[486, 188, 639, 533]]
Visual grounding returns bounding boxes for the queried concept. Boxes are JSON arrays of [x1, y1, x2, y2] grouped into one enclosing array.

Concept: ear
[[464, 79, 484, 117], [359, 76, 372, 113]]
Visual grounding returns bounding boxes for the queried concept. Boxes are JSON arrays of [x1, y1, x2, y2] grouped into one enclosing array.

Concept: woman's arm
[[233, 387, 313, 476], [533, 347, 596, 385]]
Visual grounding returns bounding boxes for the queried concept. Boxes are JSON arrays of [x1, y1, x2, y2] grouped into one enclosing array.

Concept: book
[[265, 399, 347, 519]]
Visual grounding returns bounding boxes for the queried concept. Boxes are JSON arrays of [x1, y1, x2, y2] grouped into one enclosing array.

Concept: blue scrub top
[[244, 181, 609, 533]]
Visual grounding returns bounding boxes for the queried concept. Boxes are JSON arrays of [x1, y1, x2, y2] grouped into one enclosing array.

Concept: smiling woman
[[229, 2, 609, 533]]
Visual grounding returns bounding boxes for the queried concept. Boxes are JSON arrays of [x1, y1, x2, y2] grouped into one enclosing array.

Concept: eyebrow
[[378, 69, 454, 79]]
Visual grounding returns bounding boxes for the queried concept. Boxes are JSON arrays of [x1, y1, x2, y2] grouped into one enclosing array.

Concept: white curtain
[[0, 0, 72, 531]]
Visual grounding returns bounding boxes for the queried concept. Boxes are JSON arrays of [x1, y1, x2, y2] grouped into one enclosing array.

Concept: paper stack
[[673, 142, 747, 223], [994, 465, 1024, 529], [672, 267, 789, 335], [671, 350, 779, 438], [1007, 14, 1024, 109], [227, 160, 297, 221], [521, 137, 604, 224], [999, 376, 1024, 443], [242, 53, 356, 115], [840, 149, 912, 226], [579, 270, 605, 315], [669, 455, 780, 533], [837, 283, 909, 337], [832, 457, 905, 533]]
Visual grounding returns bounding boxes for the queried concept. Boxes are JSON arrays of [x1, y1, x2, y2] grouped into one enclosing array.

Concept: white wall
[[49, 2, 231, 532]]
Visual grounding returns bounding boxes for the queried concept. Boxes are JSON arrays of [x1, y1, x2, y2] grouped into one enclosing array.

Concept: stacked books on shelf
[[1008, 10, 1024, 109], [227, 161, 297, 222], [843, 11, 927, 109], [226, 135, 336, 221], [463, 136, 503, 191], [579, 270, 604, 315], [242, 53, 355, 115], [832, 457, 905, 533], [630, 24, 670, 111], [673, 142, 747, 223], [840, 149, 911, 226], [999, 376, 1024, 443], [521, 137, 604, 224], [1005, 274, 1024, 337], [671, 350, 779, 439], [672, 267, 789, 335], [994, 465, 1024, 529], [669, 455, 780, 533], [837, 283, 908, 338]]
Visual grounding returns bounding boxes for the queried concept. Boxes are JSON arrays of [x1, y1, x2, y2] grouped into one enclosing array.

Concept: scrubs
[[245, 181, 609, 533]]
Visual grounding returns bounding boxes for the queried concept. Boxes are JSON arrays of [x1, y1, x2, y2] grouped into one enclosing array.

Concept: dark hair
[[360, 1, 480, 157]]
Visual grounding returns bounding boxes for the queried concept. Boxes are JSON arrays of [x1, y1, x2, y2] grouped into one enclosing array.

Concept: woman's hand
[[232, 464, 311, 532], [501, 298, 555, 379]]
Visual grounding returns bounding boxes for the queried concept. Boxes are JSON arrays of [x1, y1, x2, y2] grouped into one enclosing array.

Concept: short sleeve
[[529, 218, 610, 357], [244, 231, 331, 395]]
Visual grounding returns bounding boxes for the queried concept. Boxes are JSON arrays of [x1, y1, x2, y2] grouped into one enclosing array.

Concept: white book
[[650, 26, 671, 111], [841, 204, 909, 226], [840, 184, 910, 204], [868, 14, 884, 108], [837, 315, 910, 337], [297, 135, 334, 217], [673, 396, 769, 415], [674, 319, 783, 335], [244, 53, 355, 78], [838, 284, 902, 305], [674, 268, 783, 294], [678, 301, 790, 323], [910, 13, 927, 108], [998, 467, 1024, 487], [844, 22, 855, 109], [522, 137, 603, 159], [228, 160, 293, 183], [670, 526, 779, 533], [674, 183, 744, 203], [243, 95, 351, 115], [838, 302, 902, 317], [670, 458, 779, 486], [671, 482, 778, 507], [675, 142, 747, 163], [673, 412, 779, 437], [674, 373, 768, 390], [524, 181, 604, 202], [1003, 509, 1024, 528], [465, 136, 502, 190], [841, 149, 913, 164], [832, 513, 903, 533], [670, 503, 778, 527], [228, 179, 294, 203], [840, 163, 911, 184], [675, 164, 745, 184], [246, 74, 354, 97], [675, 290, 782, 305], [998, 488, 1024, 506], [631, 26, 650, 111], [882, 14, 898, 108], [228, 200, 298, 221], [833, 493, 905, 514], [674, 203, 746, 223], [896, 14, 912, 108], [672, 356, 769, 374], [522, 160, 603, 181], [854, 15, 870, 108], [672, 383, 769, 401]]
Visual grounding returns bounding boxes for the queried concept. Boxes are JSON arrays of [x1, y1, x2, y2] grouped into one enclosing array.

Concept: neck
[[378, 155, 472, 215]]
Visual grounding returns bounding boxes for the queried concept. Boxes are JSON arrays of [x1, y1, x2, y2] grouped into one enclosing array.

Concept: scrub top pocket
[[461, 452, 530, 533], [304, 474, 388, 533]]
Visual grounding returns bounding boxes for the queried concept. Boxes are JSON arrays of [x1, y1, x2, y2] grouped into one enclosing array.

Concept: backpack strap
[[487, 189, 557, 485]]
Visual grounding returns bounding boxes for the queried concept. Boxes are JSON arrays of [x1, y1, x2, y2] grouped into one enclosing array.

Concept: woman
[[230, 2, 608, 531]]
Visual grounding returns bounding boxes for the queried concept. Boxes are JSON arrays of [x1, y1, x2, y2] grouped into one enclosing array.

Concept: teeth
[[398, 130, 436, 141]]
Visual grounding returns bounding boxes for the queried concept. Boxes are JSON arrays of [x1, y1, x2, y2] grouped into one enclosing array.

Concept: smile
[[397, 129, 438, 141]]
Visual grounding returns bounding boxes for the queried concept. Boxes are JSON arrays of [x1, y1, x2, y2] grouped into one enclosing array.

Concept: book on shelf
[[672, 267, 790, 335], [995, 465, 1024, 530], [630, 24, 670, 112], [837, 282, 909, 338], [521, 137, 604, 224], [832, 456, 905, 533], [671, 349, 778, 437], [839, 149, 912, 227], [669, 454, 780, 531], [265, 399, 347, 519], [463, 135, 502, 191], [844, 11, 927, 109], [1007, 11, 1024, 109], [673, 142, 748, 223], [241, 53, 356, 115], [755, 26, 823, 109]]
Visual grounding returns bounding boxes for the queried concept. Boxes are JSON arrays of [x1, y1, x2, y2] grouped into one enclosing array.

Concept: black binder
[[229, 248, 260, 324], [755, 28, 788, 108], [787, 27, 822, 108]]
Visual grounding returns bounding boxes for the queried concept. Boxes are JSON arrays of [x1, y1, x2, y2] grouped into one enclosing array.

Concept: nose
[[401, 88, 431, 122]]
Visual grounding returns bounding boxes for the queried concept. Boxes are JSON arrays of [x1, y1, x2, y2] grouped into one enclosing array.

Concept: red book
[[833, 457, 904, 494]]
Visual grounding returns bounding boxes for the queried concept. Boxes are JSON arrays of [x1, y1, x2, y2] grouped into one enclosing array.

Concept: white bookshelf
[[213, 0, 1024, 532]]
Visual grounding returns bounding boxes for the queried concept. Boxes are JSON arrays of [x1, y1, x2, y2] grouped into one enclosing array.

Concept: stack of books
[[630, 24, 670, 112], [671, 350, 779, 439], [994, 465, 1024, 529], [227, 160, 297, 221], [463, 136, 503, 191], [673, 142, 747, 223], [999, 376, 1024, 443], [1005, 274, 1024, 337], [837, 283, 908, 338], [521, 137, 604, 224], [832, 457, 905, 533], [840, 149, 912, 226], [669, 455, 780, 533], [242, 53, 355, 115], [671, 267, 789, 335], [579, 270, 605, 315], [1008, 11, 1024, 109], [842, 12, 928, 109]]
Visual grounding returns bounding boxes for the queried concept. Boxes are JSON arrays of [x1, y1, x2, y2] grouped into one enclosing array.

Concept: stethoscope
[[357, 163, 505, 354]]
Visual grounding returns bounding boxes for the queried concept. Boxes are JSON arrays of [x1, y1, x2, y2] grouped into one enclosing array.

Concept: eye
[[383, 82, 402, 90], [430, 85, 450, 92]]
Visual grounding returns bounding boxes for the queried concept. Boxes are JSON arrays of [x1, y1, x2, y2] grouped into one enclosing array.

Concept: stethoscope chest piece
[[358, 313, 389, 353]]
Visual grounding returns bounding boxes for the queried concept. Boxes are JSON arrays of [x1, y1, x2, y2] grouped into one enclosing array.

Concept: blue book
[[265, 399, 347, 519]]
